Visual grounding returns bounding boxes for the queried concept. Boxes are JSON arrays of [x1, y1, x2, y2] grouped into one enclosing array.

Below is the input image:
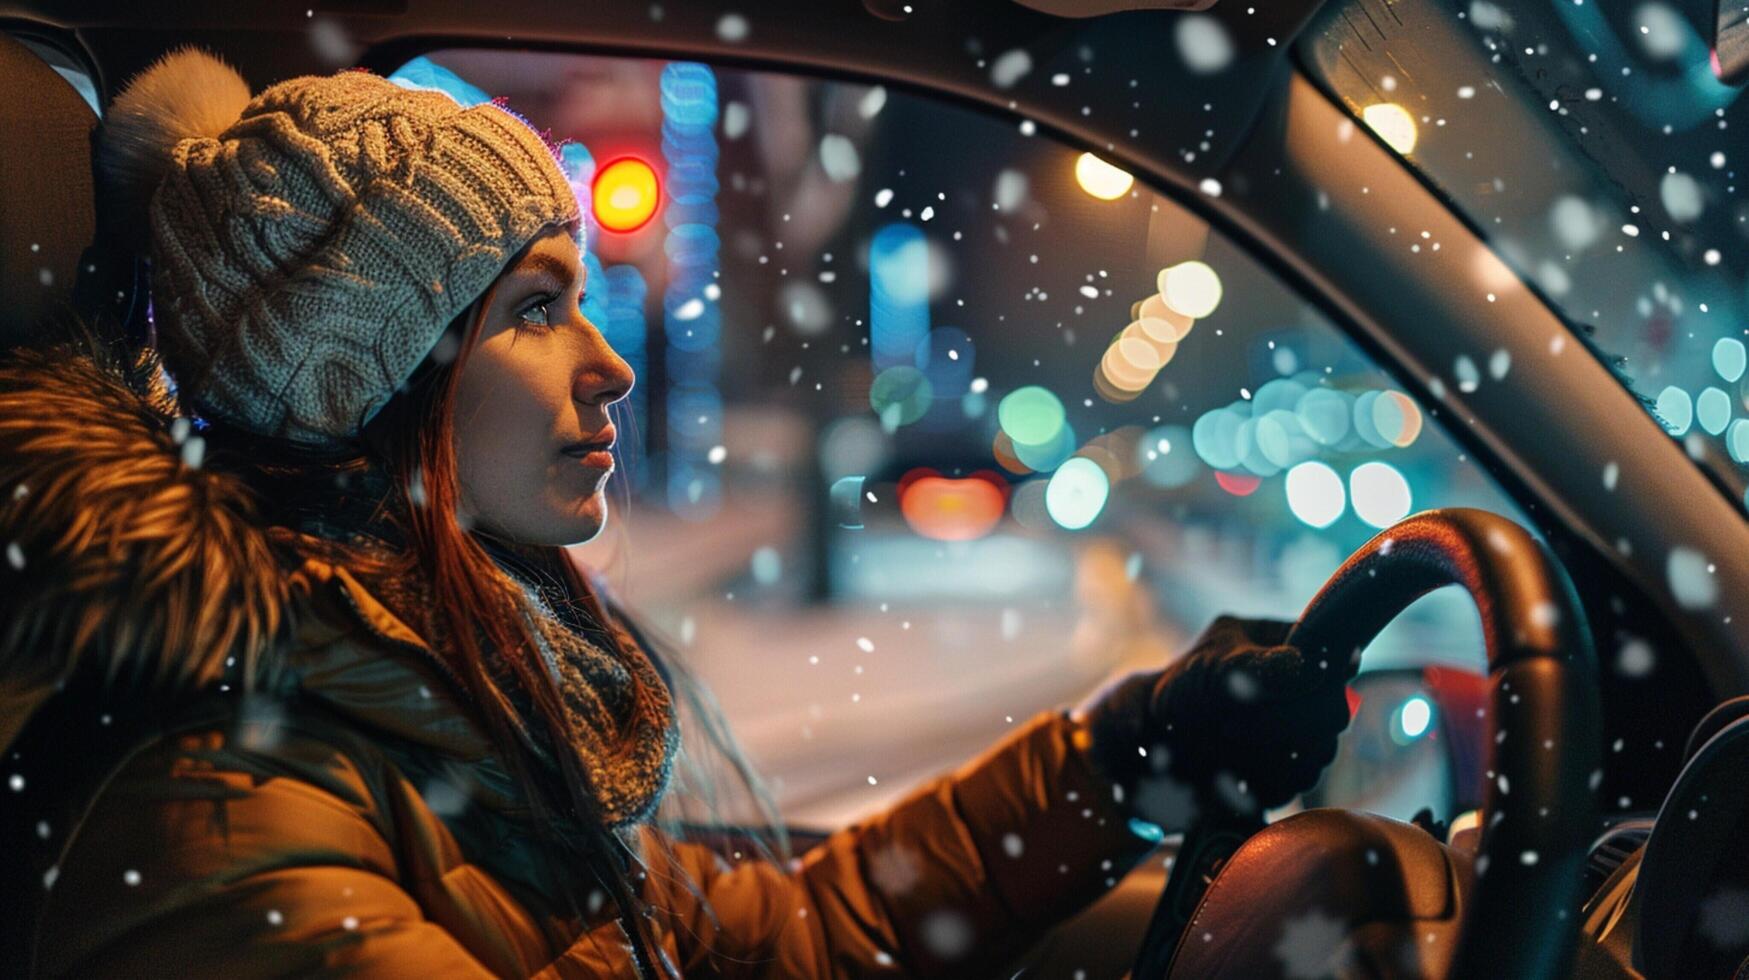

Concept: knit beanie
[[98, 48, 580, 447]]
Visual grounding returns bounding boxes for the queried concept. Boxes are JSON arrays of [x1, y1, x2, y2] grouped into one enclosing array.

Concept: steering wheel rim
[[1130, 508, 1601, 979]]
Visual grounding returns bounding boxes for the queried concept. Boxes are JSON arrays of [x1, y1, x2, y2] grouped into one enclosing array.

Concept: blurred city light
[[1697, 386, 1732, 435], [1729, 419, 1749, 463], [1372, 390, 1425, 448], [1157, 260, 1223, 319], [998, 385, 1068, 447], [659, 62, 722, 522], [899, 469, 1007, 541], [1297, 388, 1352, 446], [1012, 422, 1077, 472], [1361, 102, 1418, 155], [1138, 293, 1194, 341], [1286, 460, 1345, 528], [387, 55, 492, 105], [1045, 457, 1111, 529], [1393, 695, 1433, 743], [1350, 461, 1413, 528], [870, 223, 931, 370], [1214, 471, 1261, 496], [830, 475, 867, 529], [1655, 385, 1694, 435], [1714, 337, 1747, 382], [870, 366, 935, 430], [1074, 152, 1134, 200], [1193, 406, 1246, 470], [592, 157, 661, 233]]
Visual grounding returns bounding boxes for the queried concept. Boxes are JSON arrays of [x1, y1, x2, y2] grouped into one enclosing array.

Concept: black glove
[[1073, 615, 1351, 822]]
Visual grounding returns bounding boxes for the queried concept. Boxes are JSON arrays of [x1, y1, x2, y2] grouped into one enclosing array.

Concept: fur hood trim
[[0, 348, 288, 753]]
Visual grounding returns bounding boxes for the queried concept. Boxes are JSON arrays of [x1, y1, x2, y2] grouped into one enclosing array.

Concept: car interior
[[3, 0, 1748, 976]]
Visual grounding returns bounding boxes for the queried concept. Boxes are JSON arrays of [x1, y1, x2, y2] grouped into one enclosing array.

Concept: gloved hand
[[1072, 615, 1352, 824]]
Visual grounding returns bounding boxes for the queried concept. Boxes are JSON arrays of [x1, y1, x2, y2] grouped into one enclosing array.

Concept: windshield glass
[[1302, 0, 1749, 507], [397, 47, 1531, 829]]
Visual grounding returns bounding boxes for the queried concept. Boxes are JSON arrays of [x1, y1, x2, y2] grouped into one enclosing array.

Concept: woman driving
[[0, 49, 1351, 977]]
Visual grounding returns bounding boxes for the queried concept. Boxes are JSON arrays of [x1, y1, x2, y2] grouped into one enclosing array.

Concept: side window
[[402, 50, 1530, 828]]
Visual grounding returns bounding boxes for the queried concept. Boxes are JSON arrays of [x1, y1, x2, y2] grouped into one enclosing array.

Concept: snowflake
[[920, 908, 973, 959], [1132, 774, 1198, 829], [1697, 886, 1749, 948], [867, 843, 922, 897], [1274, 909, 1352, 979]]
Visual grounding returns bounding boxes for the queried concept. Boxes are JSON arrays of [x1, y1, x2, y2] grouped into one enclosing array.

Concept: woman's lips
[[563, 447, 615, 469]]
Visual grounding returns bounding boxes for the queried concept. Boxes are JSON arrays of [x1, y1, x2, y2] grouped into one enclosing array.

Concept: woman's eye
[[518, 298, 555, 328]]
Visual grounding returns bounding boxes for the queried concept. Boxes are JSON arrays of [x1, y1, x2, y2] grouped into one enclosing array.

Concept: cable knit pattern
[[337, 528, 678, 831], [517, 581, 678, 829], [147, 70, 579, 446]]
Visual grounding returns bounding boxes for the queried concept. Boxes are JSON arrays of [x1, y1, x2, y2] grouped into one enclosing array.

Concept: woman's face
[[452, 228, 634, 546]]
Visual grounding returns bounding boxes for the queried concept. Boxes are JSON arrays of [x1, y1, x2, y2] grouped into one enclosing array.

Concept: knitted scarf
[[295, 490, 678, 831], [487, 541, 679, 831]]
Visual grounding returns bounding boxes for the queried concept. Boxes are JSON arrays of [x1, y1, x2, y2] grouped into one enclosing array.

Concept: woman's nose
[[574, 327, 636, 408]]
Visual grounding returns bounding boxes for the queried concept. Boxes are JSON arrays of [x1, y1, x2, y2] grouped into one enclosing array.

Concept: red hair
[[361, 296, 671, 976]]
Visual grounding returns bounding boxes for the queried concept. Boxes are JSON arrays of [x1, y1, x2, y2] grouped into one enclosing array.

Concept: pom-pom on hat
[[98, 48, 580, 447]]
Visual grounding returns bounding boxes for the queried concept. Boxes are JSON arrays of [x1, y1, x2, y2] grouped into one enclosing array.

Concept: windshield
[[396, 46, 1531, 828], [1302, 0, 1749, 508]]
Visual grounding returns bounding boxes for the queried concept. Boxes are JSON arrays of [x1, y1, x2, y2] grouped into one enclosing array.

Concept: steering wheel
[[1130, 508, 1601, 979]]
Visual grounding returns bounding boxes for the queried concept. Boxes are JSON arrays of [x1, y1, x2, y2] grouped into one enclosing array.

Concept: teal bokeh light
[[1045, 457, 1110, 530]]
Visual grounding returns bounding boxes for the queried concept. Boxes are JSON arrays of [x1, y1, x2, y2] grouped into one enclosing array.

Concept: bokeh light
[[1214, 471, 1262, 496], [1012, 422, 1078, 472], [1192, 407, 1246, 469], [830, 475, 867, 529], [1728, 419, 1749, 463], [1256, 410, 1316, 469], [1713, 337, 1747, 382], [592, 157, 661, 233], [1045, 457, 1111, 529], [1361, 102, 1418, 155], [1009, 477, 1053, 530], [1655, 385, 1694, 436], [1697, 386, 1732, 435], [1297, 388, 1352, 446], [1075, 152, 1134, 200], [998, 385, 1068, 446], [992, 430, 1031, 475], [1350, 461, 1413, 528], [820, 416, 890, 480], [1372, 390, 1425, 448], [1286, 461, 1346, 528], [1352, 390, 1389, 448], [1235, 417, 1282, 477], [1391, 695, 1434, 745], [870, 366, 934, 429], [870, 223, 931, 370], [1138, 293, 1195, 341], [1399, 696, 1433, 738], [899, 469, 1007, 541], [1157, 261, 1224, 319], [1255, 378, 1309, 415]]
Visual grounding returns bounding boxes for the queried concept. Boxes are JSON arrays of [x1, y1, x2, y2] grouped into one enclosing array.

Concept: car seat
[[0, 27, 135, 350]]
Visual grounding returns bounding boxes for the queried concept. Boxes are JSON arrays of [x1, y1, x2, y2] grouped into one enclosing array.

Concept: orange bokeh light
[[592, 157, 661, 233], [899, 468, 1008, 541]]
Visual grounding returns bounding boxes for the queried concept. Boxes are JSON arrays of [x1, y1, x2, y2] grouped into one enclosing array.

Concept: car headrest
[[0, 31, 132, 349], [1634, 703, 1749, 976]]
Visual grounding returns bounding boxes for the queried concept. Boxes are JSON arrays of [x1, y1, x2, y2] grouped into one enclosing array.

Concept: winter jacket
[[0, 348, 1153, 978]]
